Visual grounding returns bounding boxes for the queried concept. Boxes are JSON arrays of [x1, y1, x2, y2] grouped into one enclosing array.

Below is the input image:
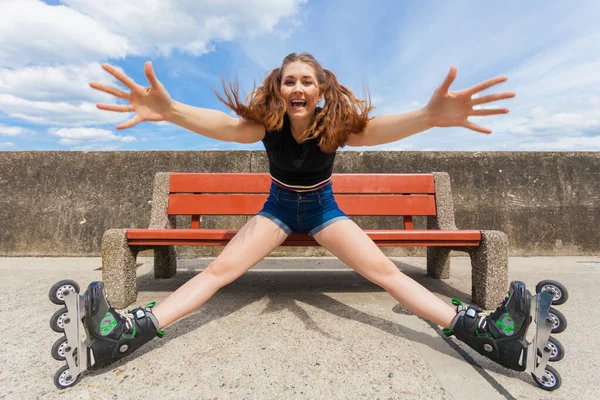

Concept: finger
[[472, 92, 515, 105], [463, 120, 492, 134], [144, 61, 161, 88], [116, 115, 141, 130], [89, 82, 130, 100], [438, 66, 457, 93], [96, 103, 131, 112], [101, 63, 138, 90], [466, 76, 508, 95], [471, 108, 509, 116]]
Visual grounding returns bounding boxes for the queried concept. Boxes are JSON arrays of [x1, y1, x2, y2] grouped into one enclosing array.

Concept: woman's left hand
[[426, 67, 515, 134]]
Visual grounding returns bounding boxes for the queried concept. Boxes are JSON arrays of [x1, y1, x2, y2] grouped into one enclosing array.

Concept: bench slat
[[168, 194, 436, 216], [127, 229, 480, 247], [171, 173, 272, 194], [331, 174, 434, 194], [128, 239, 479, 246], [170, 173, 435, 194]]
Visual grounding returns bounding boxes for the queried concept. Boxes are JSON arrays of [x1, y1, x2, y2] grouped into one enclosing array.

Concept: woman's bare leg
[[313, 219, 456, 328], [151, 216, 289, 329]]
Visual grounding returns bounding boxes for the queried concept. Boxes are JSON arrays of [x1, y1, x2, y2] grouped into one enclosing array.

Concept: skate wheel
[[53, 364, 79, 389], [50, 307, 69, 333], [536, 280, 568, 305], [536, 336, 565, 362], [531, 364, 562, 391], [49, 280, 80, 305], [51, 336, 71, 361], [548, 307, 567, 334]]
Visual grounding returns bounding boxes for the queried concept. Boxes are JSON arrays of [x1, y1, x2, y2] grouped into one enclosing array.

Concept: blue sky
[[1, 0, 599, 151]]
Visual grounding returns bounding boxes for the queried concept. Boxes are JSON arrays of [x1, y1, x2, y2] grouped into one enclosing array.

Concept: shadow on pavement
[[84, 258, 534, 389]]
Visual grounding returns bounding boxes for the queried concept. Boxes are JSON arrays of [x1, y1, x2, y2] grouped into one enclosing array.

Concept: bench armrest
[[149, 172, 177, 229], [427, 172, 458, 230]]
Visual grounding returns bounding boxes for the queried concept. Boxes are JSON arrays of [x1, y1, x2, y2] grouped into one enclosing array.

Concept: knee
[[364, 261, 401, 289], [203, 259, 241, 286]]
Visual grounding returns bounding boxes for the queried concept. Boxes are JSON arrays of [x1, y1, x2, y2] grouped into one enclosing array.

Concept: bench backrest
[[167, 173, 437, 230]]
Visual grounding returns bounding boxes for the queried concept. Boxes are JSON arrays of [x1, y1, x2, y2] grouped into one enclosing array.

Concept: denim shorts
[[256, 181, 350, 236]]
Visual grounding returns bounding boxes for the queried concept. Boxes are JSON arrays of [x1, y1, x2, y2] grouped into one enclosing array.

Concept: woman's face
[[280, 61, 321, 120]]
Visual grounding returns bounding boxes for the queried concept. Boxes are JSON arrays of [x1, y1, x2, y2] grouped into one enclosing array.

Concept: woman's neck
[[289, 115, 312, 141]]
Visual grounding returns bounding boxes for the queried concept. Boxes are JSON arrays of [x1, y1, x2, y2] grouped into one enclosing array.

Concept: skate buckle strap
[[444, 299, 465, 337], [466, 308, 478, 318], [135, 303, 165, 338], [145, 301, 157, 309], [444, 299, 466, 336], [451, 298, 463, 307], [122, 314, 137, 338], [451, 298, 482, 314], [446, 299, 485, 337]]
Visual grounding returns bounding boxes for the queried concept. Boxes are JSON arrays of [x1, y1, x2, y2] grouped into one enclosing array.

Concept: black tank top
[[261, 108, 336, 191]]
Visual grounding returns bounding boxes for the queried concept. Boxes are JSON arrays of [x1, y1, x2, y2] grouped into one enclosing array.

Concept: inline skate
[[445, 279, 568, 391], [48, 280, 163, 389]]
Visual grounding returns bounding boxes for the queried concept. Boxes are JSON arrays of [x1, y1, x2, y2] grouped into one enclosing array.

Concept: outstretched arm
[[345, 67, 515, 147], [168, 101, 265, 144], [90, 62, 265, 144]]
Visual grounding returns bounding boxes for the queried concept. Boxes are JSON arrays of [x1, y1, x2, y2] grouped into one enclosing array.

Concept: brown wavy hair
[[214, 52, 374, 153]]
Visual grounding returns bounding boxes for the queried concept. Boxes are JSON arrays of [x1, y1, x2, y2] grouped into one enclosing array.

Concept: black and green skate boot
[[444, 280, 532, 371], [83, 281, 164, 371]]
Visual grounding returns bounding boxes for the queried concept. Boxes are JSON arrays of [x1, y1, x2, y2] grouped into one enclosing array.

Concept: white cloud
[[0, 123, 32, 136], [490, 105, 600, 137], [519, 136, 600, 151], [373, 98, 422, 116], [0, 94, 126, 126], [368, 22, 600, 149], [508, 59, 600, 104], [370, 95, 384, 105], [62, 0, 306, 57], [344, 2, 600, 152], [341, 142, 416, 152], [0, 0, 306, 68], [0, 0, 132, 68], [49, 127, 136, 146], [0, 0, 306, 133], [1, 1, 598, 151], [203, 140, 263, 151], [0, 64, 118, 103], [0, 141, 15, 148]]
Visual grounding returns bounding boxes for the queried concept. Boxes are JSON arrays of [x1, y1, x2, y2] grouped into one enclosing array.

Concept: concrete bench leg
[[102, 229, 138, 309], [426, 247, 451, 279], [468, 230, 508, 309], [154, 246, 177, 278]]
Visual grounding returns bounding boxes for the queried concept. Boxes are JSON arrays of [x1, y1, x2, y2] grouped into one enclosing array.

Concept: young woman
[[85, 52, 524, 372]]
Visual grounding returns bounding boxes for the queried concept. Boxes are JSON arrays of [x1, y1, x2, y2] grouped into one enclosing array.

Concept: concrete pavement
[[1, 256, 598, 400]]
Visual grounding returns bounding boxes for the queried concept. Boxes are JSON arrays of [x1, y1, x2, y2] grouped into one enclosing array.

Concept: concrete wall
[[0, 151, 598, 257]]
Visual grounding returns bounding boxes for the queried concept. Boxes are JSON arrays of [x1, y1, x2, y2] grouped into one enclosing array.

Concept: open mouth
[[290, 99, 307, 111]]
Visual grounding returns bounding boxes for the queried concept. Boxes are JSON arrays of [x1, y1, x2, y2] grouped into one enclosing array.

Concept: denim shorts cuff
[[256, 212, 293, 235], [308, 216, 350, 236]]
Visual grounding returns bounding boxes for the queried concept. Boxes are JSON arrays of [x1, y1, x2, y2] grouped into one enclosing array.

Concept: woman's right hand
[[90, 61, 173, 130]]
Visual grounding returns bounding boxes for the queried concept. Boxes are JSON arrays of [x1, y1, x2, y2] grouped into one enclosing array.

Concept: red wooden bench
[[102, 172, 508, 309]]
